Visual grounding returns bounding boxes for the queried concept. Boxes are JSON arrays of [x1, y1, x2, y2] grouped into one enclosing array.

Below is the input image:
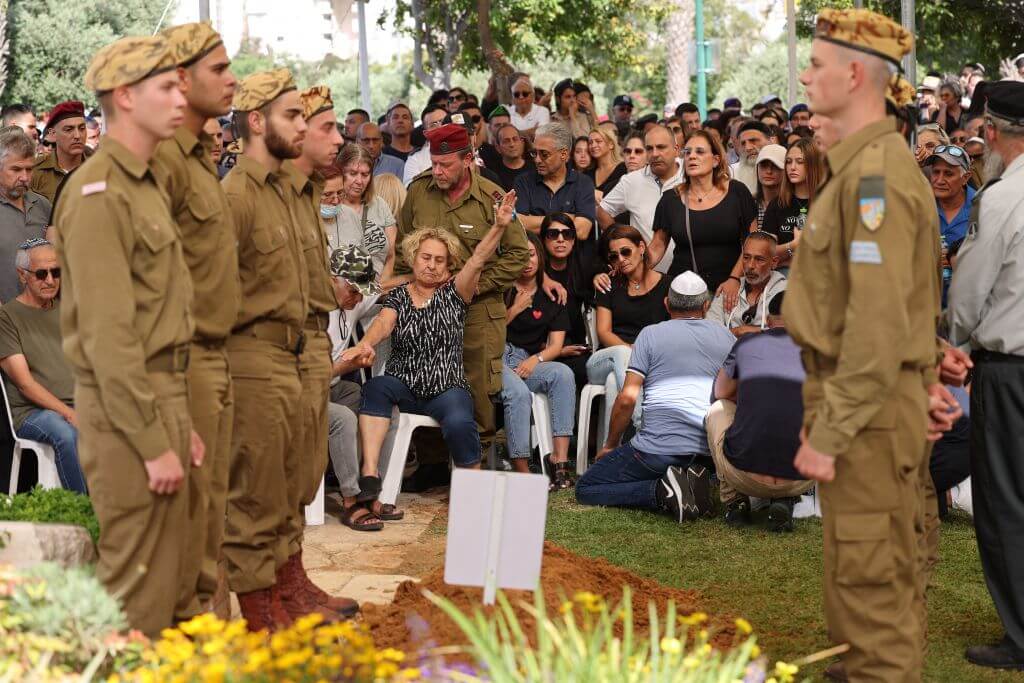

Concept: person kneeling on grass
[[705, 291, 812, 532], [341, 191, 517, 511], [575, 271, 734, 521]]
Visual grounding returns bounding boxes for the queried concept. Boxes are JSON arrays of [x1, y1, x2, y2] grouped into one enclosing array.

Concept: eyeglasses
[[467, 114, 482, 124], [513, 91, 532, 99], [606, 247, 634, 263], [543, 228, 576, 241], [529, 149, 559, 161], [624, 147, 645, 155], [448, 94, 466, 103], [22, 267, 60, 280], [950, 136, 968, 144]]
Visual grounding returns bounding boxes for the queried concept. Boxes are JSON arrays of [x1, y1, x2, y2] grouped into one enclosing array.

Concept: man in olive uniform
[[277, 85, 358, 617], [152, 22, 240, 621], [395, 123, 529, 456], [53, 35, 200, 637], [222, 69, 333, 631], [31, 100, 91, 203], [786, 10, 948, 680]]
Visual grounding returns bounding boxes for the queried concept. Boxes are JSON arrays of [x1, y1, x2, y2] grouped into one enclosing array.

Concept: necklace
[[629, 277, 643, 291], [691, 186, 715, 203]]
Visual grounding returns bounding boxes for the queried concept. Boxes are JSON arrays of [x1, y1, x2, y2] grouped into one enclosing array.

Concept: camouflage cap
[[162, 21, 223, 68], [85, 35, 178, 94], [233, 68, 296, 112], [814, 8, 913, 67], [886, 75, 916, 107], [300, 85, 334, 121], [330, 245, 381, 296]]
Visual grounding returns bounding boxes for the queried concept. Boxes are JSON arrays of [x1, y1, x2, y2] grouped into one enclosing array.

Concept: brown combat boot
[[291, 550, 359, 618], [277, 554, 341, 621], [237, 587, 291, 632]]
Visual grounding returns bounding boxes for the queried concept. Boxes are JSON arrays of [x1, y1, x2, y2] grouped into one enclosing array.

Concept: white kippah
[[670, 271, 707, 296]]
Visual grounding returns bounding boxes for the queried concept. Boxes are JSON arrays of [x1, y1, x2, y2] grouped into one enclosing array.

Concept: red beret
[[426, 123, 471, 156], [47, 101, 86, 129]]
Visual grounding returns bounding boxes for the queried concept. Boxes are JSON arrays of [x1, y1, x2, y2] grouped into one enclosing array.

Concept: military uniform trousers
[[287, 322, 332, 556], [175, 343, 233, 619], [76, 371, 191, 638], [222, 333, 302, 593], [804, 364, 930, 682], [462, 295, 506, 450]]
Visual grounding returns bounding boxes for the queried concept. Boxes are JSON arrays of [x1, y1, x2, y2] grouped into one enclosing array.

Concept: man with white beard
[[948, 80, 1024, 672]]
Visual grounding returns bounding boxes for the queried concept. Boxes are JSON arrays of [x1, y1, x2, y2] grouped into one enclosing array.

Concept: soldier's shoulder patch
[[858, 175, 886, 232], [81, 181, 107, 196]]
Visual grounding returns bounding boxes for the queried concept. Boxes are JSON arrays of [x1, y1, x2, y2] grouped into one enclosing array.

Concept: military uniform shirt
[[54, 137, 194, 462], [948, 153, 1024, 355], [281, 162, 336, 315], [784, 118, 941, 457], [396, 171, 529, 298], [152, 126, 241, 341], [222, 155, 308, 330], [31, 148, 92, 203]]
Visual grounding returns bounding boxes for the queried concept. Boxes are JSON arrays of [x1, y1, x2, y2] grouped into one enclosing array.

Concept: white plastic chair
[[530, 392, 554, 461], [379, 413, 441, 506], [305, 477, 325, 526], [575, 384, 607, 476], [1, 376, 61, 495]]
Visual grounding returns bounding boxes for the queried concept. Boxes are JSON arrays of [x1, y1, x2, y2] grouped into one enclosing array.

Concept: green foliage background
[[0, 486, 100, 543]]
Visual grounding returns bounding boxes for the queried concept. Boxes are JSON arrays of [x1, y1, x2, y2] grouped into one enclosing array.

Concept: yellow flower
[[735, 617, 753, 635], [679, 611, 708, 626], [683, 656, 700, 669], [750, 644, 761, 659], [398, 668, 422, 680], [660, 637, 682, 655], [559, 600, 573, 615]]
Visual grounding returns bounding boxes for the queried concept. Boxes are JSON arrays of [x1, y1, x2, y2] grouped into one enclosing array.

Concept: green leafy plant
[[0, 486, 100, 544], [424, 587, 800, 682]]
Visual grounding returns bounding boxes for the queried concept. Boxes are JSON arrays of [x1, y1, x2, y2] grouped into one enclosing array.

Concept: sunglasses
[[467, 114, 482, 124], [513, 91, 533, 99], [23, 267, 60, 280], [624, 147, 645, 155], [529, 149, 559, 161], [950, 136, 968, 144], [606, 247, 634, 263], [544, 228, 576, 241], [934, 144, 966, 157], [448, 94, 466, 103]]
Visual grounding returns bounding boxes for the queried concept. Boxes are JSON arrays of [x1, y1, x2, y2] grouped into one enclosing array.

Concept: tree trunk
[[665, 0, 694, 111], [0, 0, 8, 100], [477, 0, 513, 105]]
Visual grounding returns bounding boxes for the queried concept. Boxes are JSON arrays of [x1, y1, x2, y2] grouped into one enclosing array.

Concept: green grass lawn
[[544, 492, 1023, 682]]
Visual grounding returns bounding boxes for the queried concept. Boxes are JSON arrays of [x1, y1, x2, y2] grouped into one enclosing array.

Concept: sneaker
[[658, 468, 686, 523], [724, 496, 752, 527], [767, 497, 797, 533], [685, 464, 715, 518]]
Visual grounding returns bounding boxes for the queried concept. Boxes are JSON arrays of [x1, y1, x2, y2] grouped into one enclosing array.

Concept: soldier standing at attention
[[31, 100, 91, 203], [393, 123, 529, 462], [948, 81, 1024, 672], [787, 9, 955, 681], [277, 85, 358, 618], [53, 35, 201, 637], [152, 22, 240, 621], [221, 69, 316, 631]]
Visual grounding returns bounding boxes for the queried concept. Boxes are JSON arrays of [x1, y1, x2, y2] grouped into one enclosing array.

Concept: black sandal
[[339, 502, 383, 532], [547, 460, 575, 491], [372, 501, 405, 521], [356, 475, 382, 503]]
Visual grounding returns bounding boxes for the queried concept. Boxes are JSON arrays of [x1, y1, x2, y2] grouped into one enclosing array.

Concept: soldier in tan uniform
[[787, 10, 955, 681], [31, 100, 91, 203], [395, 123, 529, 456], [151, 22, 240, 621], [53, 35, 200, 637], [222, 69, 335, 631], [277, 86, 357, 617]]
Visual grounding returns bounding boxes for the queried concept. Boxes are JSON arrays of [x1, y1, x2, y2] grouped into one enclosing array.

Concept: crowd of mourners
[[1, 15, 1024, 675]]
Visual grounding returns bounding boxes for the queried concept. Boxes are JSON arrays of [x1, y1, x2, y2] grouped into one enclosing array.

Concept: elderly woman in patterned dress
[[341, 191, 517, 507]]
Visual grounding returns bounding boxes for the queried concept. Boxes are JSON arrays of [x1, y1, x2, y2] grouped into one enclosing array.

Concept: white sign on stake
[[444, 469, 549, 605]]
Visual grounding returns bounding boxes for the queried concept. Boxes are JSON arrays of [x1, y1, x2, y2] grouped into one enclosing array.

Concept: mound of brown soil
[[362, 541, 734, 656]]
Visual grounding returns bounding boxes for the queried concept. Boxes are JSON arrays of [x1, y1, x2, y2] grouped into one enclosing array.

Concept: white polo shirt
[[510, 104, 550, 132]]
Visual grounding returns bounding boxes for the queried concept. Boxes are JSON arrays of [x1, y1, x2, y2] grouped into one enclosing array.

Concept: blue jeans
[[360, 375, 481, 467], [500, 344, 576, 459], [17, 409, 86, 494], [585, 344, 642, 431], [575, 442, 693, 509]]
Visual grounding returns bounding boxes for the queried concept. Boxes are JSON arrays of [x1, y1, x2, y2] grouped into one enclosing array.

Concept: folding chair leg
[[7, 445, 21, 495], [379, 425, 414, 506]]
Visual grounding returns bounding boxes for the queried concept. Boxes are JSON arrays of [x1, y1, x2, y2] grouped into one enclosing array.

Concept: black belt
[[972, 349, 1024, 364], [235, 320, 305, 355], [303, 311, 329, 332], [146, 345, 190, 373]]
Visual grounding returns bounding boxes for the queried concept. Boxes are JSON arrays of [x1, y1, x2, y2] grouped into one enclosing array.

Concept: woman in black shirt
[[586, 127, 627, 203], [586, 225, 670, 433], [650, 130, 757, 304], [761, 138, 824, 269], [541, 213, 591, 389], [502, 233, 577, 488]]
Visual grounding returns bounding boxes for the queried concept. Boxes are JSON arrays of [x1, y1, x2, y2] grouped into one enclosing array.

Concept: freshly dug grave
[[362, 541, 734, 655]]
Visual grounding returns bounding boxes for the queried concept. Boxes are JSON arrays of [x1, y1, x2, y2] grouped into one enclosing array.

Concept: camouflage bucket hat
[[330, 245, 381, 296]]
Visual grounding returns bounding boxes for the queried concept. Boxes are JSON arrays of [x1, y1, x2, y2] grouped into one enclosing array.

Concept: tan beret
[[300, 85, 334, 120], [233, 68, 296, 112], [162, 21, 223, 67], [886, 75, 915, 108], [84, 35, 178, 94], [815, 8, 913, 67]]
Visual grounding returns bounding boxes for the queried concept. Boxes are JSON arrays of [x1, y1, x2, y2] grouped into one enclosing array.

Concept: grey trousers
[[327, 379, 394, 498]]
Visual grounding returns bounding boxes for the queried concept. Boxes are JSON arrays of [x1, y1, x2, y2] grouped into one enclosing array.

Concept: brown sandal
[[371, 501, 405, 521], [339, 503, 383, 531]]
